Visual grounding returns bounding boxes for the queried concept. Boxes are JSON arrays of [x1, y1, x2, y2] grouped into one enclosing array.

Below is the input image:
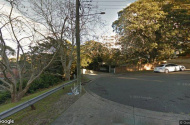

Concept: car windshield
[[171, 64, 177, 66], [157, 64, 165, 67]]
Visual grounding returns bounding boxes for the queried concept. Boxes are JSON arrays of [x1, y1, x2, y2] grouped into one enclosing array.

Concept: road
[[86, 71, 190, 114]]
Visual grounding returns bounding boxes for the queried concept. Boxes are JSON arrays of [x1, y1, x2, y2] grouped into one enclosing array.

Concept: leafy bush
[[0, 91, 11, 104], [27, 74, 62, 94], [0, 74, 62, 104]]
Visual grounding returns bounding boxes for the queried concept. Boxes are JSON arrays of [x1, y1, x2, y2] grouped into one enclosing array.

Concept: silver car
[[154, 64, 186, 73]]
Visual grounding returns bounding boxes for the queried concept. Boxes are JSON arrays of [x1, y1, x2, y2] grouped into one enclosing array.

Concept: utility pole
[[75, 0, 105, 93], [76, 0, 81, 93]]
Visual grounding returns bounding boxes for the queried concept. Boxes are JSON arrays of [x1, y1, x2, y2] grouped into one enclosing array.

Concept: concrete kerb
[[84, 75, 190, 125]]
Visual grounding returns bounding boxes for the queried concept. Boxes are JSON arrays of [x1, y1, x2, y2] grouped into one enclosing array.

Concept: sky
[[89, 0, 137, 36], [0, 0, 47, 50], [0, 0, 24, 49], [0, 0, 137, 47]]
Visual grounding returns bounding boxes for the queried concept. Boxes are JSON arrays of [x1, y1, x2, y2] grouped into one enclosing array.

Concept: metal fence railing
[[0, 79, 77, 120]]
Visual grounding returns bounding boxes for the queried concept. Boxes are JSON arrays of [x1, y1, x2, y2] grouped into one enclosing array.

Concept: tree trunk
[[65, 68, 70, 81], [11, 93, 17, 103], [11, 83, 30, 103], [11, 93, 22, 103], [62, 56, 72, 81]]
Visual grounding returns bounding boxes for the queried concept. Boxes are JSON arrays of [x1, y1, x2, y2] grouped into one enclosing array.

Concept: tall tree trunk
[[10, 85, 26, 102], [11, 92, 26, 102], [65, 68, 70, 81], [11, 93, 17, 102], [11, 91, 21, 103], [61, 45, 73, 81]]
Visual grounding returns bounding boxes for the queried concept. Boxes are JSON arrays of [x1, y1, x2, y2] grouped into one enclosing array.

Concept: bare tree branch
[[0, 84, 10, 91]]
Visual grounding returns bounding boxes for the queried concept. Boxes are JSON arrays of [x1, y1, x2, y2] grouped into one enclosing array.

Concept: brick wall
[[115, 63, 155, 74], [115, 59, 190, 74]]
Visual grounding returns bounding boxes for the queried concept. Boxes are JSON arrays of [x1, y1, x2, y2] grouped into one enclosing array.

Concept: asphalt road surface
[[86, 71, 190, 114]]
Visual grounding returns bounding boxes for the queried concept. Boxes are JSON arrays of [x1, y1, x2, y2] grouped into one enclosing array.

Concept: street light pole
[[76, 0, 81, 93]]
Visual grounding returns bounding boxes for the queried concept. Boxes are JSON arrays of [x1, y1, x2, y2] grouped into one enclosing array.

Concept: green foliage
[[81, 40, 124, 70], [81, 40, 105, 69], [103, 48, 124, 66], [1, 73, 62, 104], [113, 0, 190, 62], [80, 56, 92, 67], [17, 73, 62, 94], [0, 91, 11, 104], [0, 81, 10, 104], [27, 74, 62, 94]]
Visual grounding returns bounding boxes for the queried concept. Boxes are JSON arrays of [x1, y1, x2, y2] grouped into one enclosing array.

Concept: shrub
[[0, 91, 11, 104], [0, 74, 62, 103], [27, 74, 62, 94]]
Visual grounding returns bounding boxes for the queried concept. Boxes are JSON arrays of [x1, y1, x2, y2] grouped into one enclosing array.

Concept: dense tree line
[[113, 0, 190, 63], [81, 40, 123, 71], [0, 0, 100, 102]]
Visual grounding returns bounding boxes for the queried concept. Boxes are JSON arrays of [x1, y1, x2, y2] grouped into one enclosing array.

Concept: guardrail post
[[30, 104, 36, 110]]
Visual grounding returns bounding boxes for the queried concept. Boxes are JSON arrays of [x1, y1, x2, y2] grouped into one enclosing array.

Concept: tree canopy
[[113, 0, 190, 63]]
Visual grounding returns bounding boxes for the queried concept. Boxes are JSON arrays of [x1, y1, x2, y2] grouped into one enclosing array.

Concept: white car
[[154, 64, 186, 73]]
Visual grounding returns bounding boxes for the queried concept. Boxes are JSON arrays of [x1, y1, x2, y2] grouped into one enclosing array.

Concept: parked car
[[154, 64, 186, 73]]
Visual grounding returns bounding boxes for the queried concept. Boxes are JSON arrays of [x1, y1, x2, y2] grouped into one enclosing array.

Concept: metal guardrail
[[0, 79, 77, 120]]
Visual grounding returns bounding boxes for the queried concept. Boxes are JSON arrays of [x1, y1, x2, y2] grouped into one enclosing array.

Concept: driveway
[[86, 71, 190, 114]]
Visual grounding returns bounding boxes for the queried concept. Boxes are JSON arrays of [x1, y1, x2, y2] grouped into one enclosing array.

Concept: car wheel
[[180, 68, 184, 71], [165, 69, 169, 73]]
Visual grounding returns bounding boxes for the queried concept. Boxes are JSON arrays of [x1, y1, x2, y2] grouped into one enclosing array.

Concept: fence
[[0, 79, 77, 120]]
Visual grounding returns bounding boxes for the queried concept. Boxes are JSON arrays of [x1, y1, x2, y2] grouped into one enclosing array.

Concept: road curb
[[84, 76, 190, 125]]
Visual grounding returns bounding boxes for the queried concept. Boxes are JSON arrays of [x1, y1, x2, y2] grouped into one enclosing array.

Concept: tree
[[23, 0, 75, 81], [81, 40, 123, 71], [16, 0, 102, 80], [159, 0, 190, 53], [113, 0, 166, 62], [81, 40, 105, 70], [113, 0, 190, 63], [102, 47, 124, 72], [0, 0, 59, 102]]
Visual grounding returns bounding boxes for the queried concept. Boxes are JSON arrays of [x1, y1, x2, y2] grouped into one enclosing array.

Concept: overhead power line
[[81, 0, 129, 12]]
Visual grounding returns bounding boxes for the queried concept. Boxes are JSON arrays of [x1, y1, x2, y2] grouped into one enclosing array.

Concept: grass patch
[[0, 80, 70, 113], [2, 83, 85, 125]]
